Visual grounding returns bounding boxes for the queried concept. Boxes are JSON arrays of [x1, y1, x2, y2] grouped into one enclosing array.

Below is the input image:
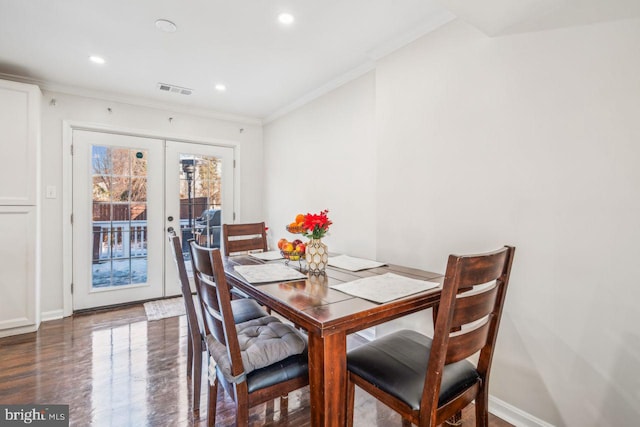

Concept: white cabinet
[[0, 79, 41, 337], [0, 80, 39, 205], [0, 206, 38, 333]]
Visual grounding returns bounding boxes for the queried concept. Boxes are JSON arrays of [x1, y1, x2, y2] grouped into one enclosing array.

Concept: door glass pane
[[91, 145, 148, 288], [178, 155, 222, 260]]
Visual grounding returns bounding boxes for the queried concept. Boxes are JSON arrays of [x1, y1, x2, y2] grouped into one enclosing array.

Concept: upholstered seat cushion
[[347, 329, 480, 410], [230, 298, 268, 323], [207, 316, 307, 383]]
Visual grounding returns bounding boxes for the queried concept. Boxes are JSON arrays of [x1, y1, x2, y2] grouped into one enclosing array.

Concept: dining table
[[222, 253, 445, 427]]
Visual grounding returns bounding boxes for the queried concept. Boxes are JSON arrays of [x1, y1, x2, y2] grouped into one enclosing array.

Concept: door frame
[[62, 120, 242, 317]]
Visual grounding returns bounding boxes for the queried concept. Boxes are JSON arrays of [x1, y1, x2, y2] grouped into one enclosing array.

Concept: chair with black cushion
[[222, 222, 268, 256], [168, 230, 206, 416], [346, 246, 515, 427], [201, 248, 309, 427], [189, 240, 269, 344]]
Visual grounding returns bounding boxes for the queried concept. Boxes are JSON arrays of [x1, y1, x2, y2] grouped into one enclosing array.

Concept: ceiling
[[0, 0, 452, 121], [1, 0, 638, 122]]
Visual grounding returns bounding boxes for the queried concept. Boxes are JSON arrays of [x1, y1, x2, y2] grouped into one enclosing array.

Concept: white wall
[[263, 72, 377, 257], [262, 18, 640, 427], [40, 91, 264, 315], [376, 18, 640, 426]]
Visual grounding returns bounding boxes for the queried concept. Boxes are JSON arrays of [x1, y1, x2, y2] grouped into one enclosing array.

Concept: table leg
[[308, 331, 347, 427]]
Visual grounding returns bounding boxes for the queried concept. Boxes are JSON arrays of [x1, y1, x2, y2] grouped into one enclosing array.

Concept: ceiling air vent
[[157, 83, 193, 96]]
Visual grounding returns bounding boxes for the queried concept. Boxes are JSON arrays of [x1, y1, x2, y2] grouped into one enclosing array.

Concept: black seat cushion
[[246, 349, 309, 393], [347, 329, 479, 410], [231, 298, 269, 323], [210, 350, 308, 394]]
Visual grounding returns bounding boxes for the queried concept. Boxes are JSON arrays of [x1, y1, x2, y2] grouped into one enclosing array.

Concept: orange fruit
[[295, 213, 305, 223], [289, 222, 298, 228]]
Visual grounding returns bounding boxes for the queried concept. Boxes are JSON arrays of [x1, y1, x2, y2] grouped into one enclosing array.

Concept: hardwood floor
[[0, 304, 513, 426]]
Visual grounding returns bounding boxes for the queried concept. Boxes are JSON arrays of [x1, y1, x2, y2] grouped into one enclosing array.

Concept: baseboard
[[0, 324, 39, 338], [41, 309, 64, 322], [489, 395, 555, 427]]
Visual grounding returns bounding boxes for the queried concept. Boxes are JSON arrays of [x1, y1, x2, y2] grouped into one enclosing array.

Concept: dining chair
[[168, 229, 207, 416], [189, 240, 269, 344], [222, 222, 268, 255], [201, 249, 310, 427], [345, 246, 515, 427]]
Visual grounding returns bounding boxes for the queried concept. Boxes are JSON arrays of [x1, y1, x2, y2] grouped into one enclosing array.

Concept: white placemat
[[330, 273, 439, 303], [328, 254, 386, 271], [234, 263, 306, 284], [248, 250, 284, 261]]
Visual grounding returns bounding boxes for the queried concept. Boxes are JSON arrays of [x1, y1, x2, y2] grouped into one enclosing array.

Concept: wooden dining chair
[[189, 240, 269, 344], [168, 230, 206, 416], [346, 246, 515, 427], [201, 248, 310, 427], [222, 222, 268, 255]]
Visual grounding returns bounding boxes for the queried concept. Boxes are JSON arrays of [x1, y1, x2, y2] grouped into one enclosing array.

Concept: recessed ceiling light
[[215, 84, 227, 92], [155, 19, 177, 33], [89, 55, 105, 65], [278, 13, 295, 25]]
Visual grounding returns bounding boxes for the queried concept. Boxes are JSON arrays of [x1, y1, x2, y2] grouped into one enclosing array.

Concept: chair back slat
[[223, 222, 268, 255], [449, 284, 499, 329], [189, 241, 225, 343], [445, 320, 491, 364], [226, 237, 266, 254], [455, 249, 509, 289]]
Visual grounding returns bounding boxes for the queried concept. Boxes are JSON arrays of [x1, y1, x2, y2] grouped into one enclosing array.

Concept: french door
[[164, 140, 234, 296], [72, 131, 234, 310]]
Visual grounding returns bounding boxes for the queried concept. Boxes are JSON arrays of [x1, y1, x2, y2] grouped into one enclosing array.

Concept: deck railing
[[92, 220, 149, 262], [93, 219, 220, 263]]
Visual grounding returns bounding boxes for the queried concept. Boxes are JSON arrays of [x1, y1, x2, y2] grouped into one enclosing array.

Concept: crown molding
[[263, 10, 456, 124], [367, 9, 456, 60], [0, 72, 262, 126], [263, 61, 376, 124]]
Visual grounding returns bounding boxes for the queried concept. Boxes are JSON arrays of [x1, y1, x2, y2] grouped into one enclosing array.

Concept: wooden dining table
[[222, 254, 445, 427]]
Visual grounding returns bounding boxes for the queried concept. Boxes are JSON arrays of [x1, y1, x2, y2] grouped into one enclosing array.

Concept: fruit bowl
[[280, 250, 304, 261], [286, 224, 305, 234]]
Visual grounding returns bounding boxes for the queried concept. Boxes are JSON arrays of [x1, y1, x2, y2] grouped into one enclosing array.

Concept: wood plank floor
[[0, 304, 514, 426]]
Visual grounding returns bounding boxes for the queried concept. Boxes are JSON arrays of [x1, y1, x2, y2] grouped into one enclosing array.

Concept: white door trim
[[62, 120, 241, 316]]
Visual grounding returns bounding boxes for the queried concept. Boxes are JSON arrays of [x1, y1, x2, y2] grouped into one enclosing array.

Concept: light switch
[[46, 185, 57, 199]]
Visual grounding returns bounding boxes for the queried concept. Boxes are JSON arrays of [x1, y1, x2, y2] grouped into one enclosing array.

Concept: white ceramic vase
[[305, 238, 328, 275]]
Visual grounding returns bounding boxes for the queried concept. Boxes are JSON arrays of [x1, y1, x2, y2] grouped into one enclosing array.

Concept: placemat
[[248, 250, 285, 261], [330, 273, 439, 303], [235, 263, 306, 284], [328, 254, 386, 271]]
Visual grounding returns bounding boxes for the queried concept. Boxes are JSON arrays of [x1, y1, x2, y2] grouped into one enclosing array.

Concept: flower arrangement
[[302, 209, 332, 240]]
